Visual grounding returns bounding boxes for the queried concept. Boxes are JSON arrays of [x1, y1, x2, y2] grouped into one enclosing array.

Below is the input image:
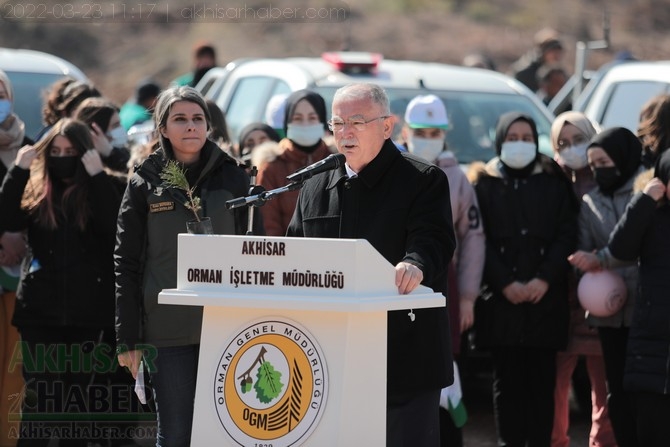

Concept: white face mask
[[500, 141, 537, 169], [286, 123, 324, 147], [107, 126, 129, 148], [408, 137, 444, 162], [558, 142, 589, 170]]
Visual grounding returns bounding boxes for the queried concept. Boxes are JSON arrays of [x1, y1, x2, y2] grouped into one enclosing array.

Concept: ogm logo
[[214, 318, 328, 446]]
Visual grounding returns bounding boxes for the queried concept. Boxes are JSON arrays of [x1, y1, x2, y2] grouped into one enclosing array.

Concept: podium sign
[[159, 234, 445, 446]]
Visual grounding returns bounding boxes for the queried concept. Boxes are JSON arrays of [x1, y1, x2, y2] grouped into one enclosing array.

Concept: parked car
[[573, 60, 670, 132], [196, 52, 555, 164], [0, 47, 87, 139]]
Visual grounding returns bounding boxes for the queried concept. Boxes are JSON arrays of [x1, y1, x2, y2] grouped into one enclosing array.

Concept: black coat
[[474, 155, 577, 349], [287, 139, 456, 395], [609, 192, 670, 394], [0, 166, 121, 329], [115, 142, 254, 351]]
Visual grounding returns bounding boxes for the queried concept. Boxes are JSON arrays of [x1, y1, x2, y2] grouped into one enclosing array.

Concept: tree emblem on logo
[[237, 346, 284, 403]]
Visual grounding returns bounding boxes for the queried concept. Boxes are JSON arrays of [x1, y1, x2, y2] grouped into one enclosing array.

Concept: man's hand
[[118, 349, 143, 379], [81, 149, 104, 176], [395, 262, 423, 295]]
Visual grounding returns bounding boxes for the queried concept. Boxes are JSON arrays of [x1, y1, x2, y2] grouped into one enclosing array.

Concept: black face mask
[[48, 156, 78, 180], [593, 166, 621, 195]]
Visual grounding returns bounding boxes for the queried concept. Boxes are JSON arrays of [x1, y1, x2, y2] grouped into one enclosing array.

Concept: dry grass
[[1, 0, 668, 105]]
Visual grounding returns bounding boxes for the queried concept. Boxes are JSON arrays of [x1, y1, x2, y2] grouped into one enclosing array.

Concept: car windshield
[[315, 87, 552, 164], [6, 71, 65, 139]]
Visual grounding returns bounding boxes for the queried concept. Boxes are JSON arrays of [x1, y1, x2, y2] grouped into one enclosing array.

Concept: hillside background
[[1, 0, 669, 104]]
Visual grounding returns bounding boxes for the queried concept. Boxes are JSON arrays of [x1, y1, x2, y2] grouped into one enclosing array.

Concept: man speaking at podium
[[286, 83, 456, 446]]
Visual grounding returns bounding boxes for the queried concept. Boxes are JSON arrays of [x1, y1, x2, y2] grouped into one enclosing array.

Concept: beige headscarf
[[550, 111, 600, 153], [0, 69, 26, 169]]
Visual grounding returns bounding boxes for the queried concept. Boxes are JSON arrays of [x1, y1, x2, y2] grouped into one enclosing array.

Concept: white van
[[196, 52, 555, 164]]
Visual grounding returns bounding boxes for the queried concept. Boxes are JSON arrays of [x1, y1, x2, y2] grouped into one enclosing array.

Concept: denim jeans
[[149, 344, 199, 447]]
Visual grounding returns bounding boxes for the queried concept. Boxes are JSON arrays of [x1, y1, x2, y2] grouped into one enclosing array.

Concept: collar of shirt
[[344, 163, 358, 178]]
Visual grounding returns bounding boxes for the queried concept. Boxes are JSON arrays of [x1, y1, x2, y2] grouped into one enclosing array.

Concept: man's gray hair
[[333, 83, 390, 115]]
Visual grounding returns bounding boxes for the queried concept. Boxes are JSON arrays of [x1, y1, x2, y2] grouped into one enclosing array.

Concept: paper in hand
[[134, 359, 147, 405]]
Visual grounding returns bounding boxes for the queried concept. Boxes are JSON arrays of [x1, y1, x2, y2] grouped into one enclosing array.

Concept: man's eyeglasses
[[328, 116, 390, 132]]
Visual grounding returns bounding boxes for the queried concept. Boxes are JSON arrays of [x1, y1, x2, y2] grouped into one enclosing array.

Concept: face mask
[[500, 141, 537, 169], [558, 143, 589, 170], [48, 156, 78, 179], [593, 166, 621, 194], [107, 126, 128, 147], [0, 99, 11, 123], [287, 123, 324, 147], [408, 137, 444, 162]]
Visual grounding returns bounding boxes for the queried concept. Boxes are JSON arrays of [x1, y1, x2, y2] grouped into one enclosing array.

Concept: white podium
[[158, 234, 445, 447]]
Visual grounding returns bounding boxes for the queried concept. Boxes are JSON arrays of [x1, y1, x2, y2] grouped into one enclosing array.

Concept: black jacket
[[287, 140, 456, 394], [474, 155, 577, 349], [115, 141, 253, 351], [0, 165, 121, 328], [609, 192, 670, 394]]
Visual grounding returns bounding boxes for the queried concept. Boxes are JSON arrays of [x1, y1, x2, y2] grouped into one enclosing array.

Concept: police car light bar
[[321, 51, 383, 74]]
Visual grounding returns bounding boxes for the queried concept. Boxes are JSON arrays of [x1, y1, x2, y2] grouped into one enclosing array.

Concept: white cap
[[264, 93, 288, 130], [404, 94, 449, 129]]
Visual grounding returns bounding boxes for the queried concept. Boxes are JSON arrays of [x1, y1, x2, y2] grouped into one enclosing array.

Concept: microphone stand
[[225, 166, 304, 235]]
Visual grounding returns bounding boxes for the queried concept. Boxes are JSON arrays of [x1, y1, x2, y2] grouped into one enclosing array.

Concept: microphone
[[286, 153, 346, 183]]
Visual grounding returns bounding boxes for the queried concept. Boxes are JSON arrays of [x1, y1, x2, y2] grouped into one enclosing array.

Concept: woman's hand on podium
[[395, 262, 423, 295], [118, 349, 143, 379]]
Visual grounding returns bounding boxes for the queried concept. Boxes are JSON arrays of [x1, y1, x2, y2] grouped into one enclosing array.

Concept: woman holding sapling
[[115, 86, 254, 447]]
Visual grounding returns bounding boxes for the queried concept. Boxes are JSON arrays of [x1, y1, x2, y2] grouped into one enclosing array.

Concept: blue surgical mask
[[0, 99, 11, 123], [286, 123, 324, 147]]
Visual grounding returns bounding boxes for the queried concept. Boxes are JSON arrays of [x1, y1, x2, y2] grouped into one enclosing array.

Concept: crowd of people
[[0, 33, 669, 447]]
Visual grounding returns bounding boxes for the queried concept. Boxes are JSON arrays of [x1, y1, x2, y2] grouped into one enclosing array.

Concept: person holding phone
[[0, 118, 121, 446]]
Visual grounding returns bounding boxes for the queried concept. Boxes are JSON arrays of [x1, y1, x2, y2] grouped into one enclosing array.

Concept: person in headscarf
[[602, 148, 670, 446], [550, 112, 616, 447], [551, 111, 599, 194], [587, 128, 644, 197], [567, 126, 645, 447], [236, 122, 280, 167], [473, 111, 578, 447], [256, 89, 332, 236]]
